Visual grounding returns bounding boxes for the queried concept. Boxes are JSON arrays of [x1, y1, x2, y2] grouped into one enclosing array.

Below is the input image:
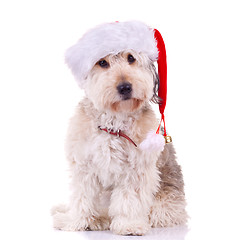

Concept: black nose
[[117, 82, 132, 96]]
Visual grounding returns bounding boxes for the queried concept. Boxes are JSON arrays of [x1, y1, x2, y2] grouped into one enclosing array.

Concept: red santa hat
[[65, 21, 171, 147]]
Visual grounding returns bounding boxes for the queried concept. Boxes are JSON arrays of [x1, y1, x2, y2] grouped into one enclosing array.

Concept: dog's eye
[[127, 54, 136, 64], [98, 60, 109, 68]]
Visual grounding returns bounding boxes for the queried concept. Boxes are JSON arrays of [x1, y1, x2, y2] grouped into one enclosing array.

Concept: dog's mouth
[[111, 98, 143, 112], [121, 94, 132, 101]]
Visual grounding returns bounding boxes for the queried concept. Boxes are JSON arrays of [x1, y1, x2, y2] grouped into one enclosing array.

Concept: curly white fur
[[52, 32, 187, 235]]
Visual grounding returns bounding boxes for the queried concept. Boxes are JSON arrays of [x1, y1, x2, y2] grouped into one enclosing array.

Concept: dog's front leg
[[109, 167, 158, 235], [52, 173, 100, 231]]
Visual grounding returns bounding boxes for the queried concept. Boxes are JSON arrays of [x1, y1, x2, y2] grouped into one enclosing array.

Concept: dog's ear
[[150, 63, 161, 104]]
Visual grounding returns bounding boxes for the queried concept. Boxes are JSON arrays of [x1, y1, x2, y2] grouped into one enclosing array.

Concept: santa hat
[[65, 21, 172, 149]]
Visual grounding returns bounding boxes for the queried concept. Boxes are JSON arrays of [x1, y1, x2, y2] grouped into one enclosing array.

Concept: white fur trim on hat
[[65, 21, 158, 88]]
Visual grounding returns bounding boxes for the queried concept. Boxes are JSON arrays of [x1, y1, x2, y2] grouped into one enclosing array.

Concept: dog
[[52, 21, 187, 236]]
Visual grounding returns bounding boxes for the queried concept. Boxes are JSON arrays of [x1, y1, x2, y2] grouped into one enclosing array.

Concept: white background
[[0, 0, 240, 239]]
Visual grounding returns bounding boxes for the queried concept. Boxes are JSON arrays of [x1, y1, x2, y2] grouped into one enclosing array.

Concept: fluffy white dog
[[52, 21, 187, 235]]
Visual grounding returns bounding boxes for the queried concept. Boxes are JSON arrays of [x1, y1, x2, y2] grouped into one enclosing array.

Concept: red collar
[[98, 127, 137, 147]]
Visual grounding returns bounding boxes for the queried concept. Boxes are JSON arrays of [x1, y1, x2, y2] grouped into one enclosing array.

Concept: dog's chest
[[88, 114, 136, 188]]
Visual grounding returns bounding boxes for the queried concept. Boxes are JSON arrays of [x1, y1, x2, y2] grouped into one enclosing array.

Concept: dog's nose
[[117, 82, 132, 96]]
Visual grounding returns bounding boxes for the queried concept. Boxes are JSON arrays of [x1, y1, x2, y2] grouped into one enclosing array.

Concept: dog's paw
[[110, 216, 150, 236], [53, 212, 89, 231], [88, 216, 110, 231]]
